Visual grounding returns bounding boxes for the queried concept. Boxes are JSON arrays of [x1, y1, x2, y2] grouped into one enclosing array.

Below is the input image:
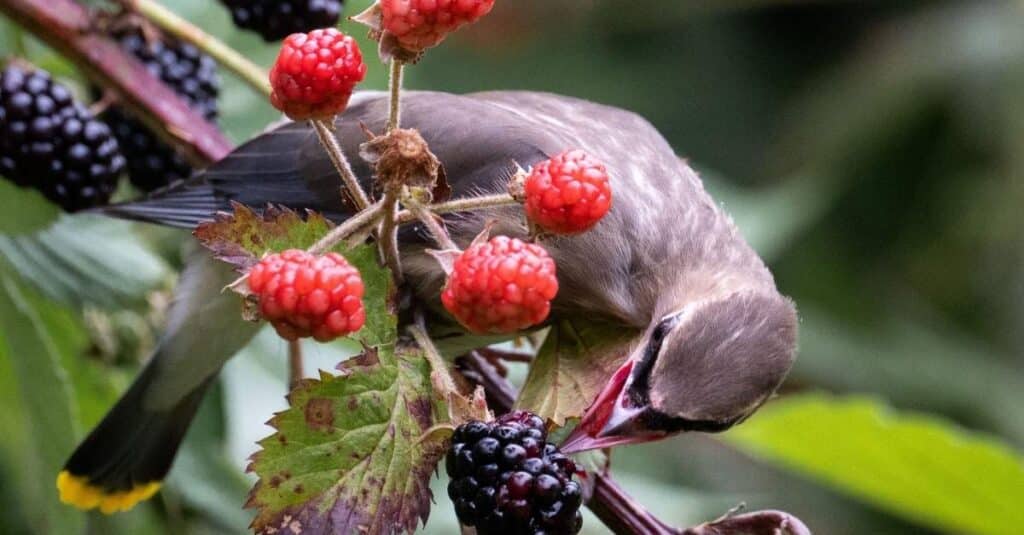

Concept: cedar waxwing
[[59, 91, 797, 512]]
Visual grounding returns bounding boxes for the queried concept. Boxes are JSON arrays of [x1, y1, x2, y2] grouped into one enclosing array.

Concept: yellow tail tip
[[56, 471, 161, 514]]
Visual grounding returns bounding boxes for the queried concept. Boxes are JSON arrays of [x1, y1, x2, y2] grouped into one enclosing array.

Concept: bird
[[58, 90, 798, 513]]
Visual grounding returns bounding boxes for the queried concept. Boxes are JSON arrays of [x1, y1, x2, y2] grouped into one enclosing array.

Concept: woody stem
[[287, 340, 303, 389], [409, 322, 458, 396], [407, 200, 458, 250], [387, 60, 404, 132], [307, 201, 385, 255], [379, 187, 405, 284], [396, 193, 520, 225], [312, 118, 372, 212]]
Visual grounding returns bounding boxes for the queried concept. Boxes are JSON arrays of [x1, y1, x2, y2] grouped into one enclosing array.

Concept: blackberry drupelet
[[446, 411, 584, 535], [0, 66, 124, 211], [220, 0, 343, 42], [102, 29, 219, 192]]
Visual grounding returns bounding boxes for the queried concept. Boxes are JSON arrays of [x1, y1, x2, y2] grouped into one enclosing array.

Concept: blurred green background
[[1, 0, 1023, 534]]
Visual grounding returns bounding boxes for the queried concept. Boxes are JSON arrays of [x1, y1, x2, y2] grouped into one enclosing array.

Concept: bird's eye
[[648, 317, 675, 353], [629, 315, 679, 406]]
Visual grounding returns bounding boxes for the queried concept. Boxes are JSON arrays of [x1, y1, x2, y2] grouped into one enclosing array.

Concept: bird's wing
[[102, 91, 572, 228], [102, 90, 759, 324]]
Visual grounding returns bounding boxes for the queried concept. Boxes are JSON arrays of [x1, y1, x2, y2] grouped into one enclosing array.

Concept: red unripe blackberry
[[380, 0, 496, 52], [248, 249, 366, 342], [524, 150, 612, 235], [441, 237, 559, 335], [99, 29, 220, 192], [220, 0, 343, 42], [0, 66, 125, 212], [269, 28, 367, 120], [446, 411, 584, 535]]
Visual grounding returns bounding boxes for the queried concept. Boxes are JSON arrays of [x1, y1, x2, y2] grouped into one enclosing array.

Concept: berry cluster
[[102, 29, 220, 192], [380, 0, 496, 52], [269, 28, 367, 120], [524, 150, 612, 235], [441, 237, 559, 335], [220, 0, 343, 42], [447, 412, 584, 535], [248, 250, 366, 342], [0, 66, 124, 211]]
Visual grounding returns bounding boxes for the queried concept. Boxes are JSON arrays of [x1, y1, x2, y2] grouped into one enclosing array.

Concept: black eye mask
[[626, 313, 680, 407]]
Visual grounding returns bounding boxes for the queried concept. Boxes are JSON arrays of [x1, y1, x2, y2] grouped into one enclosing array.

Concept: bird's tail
[[58, 245, 260, 514], [57, 361, 215, 514], [93, 182, 223, 229]]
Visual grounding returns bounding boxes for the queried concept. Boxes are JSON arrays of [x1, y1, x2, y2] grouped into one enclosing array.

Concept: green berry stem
[[379, 187, 405, 284], [288, 340, 303, 389], [128, 0, 272, 98], [307, 200, 385, 255], [408, 321, 459, 399], [387, 60, 404, 132], [308, 192, 513, 252], [398, 193, 520, 225], [311, 118, 373, 212], [407, 197, 459, 250]]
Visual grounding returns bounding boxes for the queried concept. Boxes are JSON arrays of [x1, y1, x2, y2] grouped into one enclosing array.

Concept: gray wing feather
[[102, 92, 568, 228]]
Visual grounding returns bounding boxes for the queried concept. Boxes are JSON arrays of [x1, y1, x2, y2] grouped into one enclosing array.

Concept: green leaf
[[193, 203, 336, 271], [0, 214, 170, 309], [345, 244, 396, 348], [0, 179, 60, 236], [515, 320, 635, 425], [0, 269, 84, 534], [724, 394, 1024, 535], [194, 204, 394, 348], [243, 227, 444, 535], [794, 308, 1024, 445], [246, 344, 443, 535]]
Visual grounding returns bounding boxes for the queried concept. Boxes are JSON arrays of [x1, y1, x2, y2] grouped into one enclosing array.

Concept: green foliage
[[516, 320, 635, 425], [194, 204, 394, 346], [247, 349, 442, 535], [726, 394, 1024, 535], [222, 208, 445, 535], [0, 180, 59, 235], [0, 215, 171, 309], [0, 270, 84, 534], [194, 204, 335, 271]]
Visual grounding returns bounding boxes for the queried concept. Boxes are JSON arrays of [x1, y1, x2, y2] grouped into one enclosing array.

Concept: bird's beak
[[560, 360, 668, 454]]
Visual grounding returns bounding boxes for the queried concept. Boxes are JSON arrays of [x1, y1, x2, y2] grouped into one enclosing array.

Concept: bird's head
[[561, 291, 798, 453]]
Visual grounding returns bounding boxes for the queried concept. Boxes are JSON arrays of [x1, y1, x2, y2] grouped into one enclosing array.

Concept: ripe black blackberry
[[220, 0, 343, 42], [0, 66, 124, 212], [101, 29, 219, 192], [446, 411, 584, 535]]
